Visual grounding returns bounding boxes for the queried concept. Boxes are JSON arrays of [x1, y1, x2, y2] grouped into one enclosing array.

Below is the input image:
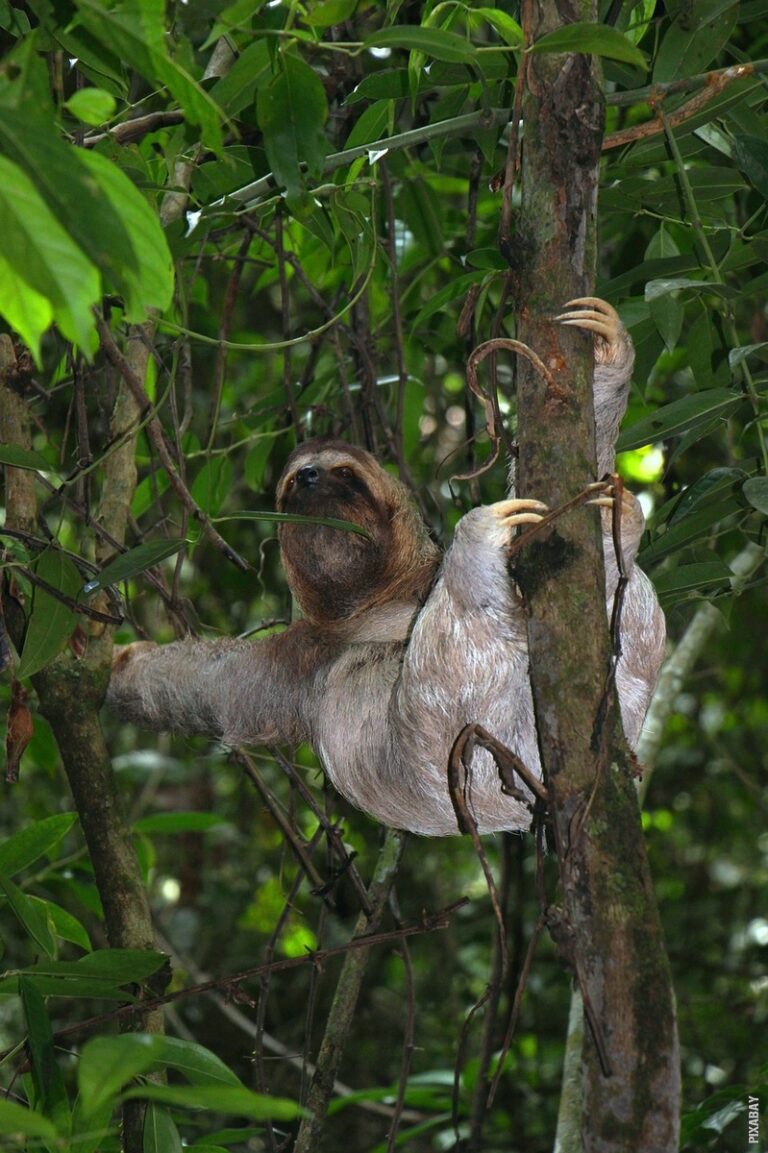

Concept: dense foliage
[[0, 1, 766, 1150]]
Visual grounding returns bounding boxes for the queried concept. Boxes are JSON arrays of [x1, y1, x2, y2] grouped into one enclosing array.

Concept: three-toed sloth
[[108, 299, 665, 836]]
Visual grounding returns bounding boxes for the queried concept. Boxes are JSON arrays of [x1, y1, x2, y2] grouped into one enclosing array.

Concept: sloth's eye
[[334, 467, 354, 480]]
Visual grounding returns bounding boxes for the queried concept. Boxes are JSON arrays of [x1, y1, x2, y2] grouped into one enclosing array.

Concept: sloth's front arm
[[107, 624, 342, 748]]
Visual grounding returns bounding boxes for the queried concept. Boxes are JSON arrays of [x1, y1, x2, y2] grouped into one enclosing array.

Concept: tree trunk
[[512, 5, 680, 1150]]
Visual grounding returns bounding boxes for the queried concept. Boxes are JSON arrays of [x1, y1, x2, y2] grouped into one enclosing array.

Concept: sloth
[[107, 298, 665, 836]]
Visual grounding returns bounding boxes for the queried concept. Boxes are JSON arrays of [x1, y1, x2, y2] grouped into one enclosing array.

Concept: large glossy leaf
[[257, 53, 328, 199], [0, 813, 78, 877], [0, 154, 100, 356], [17, 549, 81, 680]]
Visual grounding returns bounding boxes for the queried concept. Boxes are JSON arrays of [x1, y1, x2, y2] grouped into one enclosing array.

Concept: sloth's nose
[[296, 465, 320, 487]]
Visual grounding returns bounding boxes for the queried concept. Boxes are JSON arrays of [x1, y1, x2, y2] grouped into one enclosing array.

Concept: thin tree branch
[[96, 315, 250, 572]]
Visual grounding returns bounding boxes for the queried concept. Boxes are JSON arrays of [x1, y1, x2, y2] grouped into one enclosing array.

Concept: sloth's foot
[[587, 483, 646, 565], [587, 483, 642, 520], [556, 296, 627, 366]]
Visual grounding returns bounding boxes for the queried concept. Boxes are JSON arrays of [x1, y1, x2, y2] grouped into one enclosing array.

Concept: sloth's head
[[276, 441, 440, 623]]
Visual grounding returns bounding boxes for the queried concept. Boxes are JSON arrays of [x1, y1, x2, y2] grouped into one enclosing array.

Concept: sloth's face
[[278, 446, 381, 525], [276, 442, 393, 620]]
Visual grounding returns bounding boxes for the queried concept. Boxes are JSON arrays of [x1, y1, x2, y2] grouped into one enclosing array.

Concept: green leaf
[[412, 271, 486, 330], [64, 87, 117, 125], [363, 25, 477, 64], [78, 149, 174, 317], [302, 0, 357, 29], [343, 99, 392, 151], [531, 22, 648, 69], [654, 560, 733, 597], [653, 1, 738, 83], [0, 253, 54, 362], [209, 40, 272, 117], [0, 1098, 58, 1141], [743, 476, 768, 514], [17, 548, 82, 679], [0, 813, 78, 877], [0, 154, 100, 357], [36, 898, 92, 951], [645, 277, 734, 301], [732, 134, 768, 198], [134, 811, 230, 834], [257, 53, 329, 199], [345, 69, 411, 106], [0, 52, 148, 317], [123, 1082, 307, 1120], [0, 876, 57, 957], [0, 444, 53, 472], [729, 342, 768, 370], [191, 456, 234, 517], [0, 949, 166, 1000], [20, 976, 71, 1133], [73, 947, 167, 983], [641, 500, 740, 566], [72, 0, 225, 153], [79, 1034, 163, 1117], [649, 291, 684, 352], [618, 0, 656, 46], [145, 1036, 242, 1086], [144, 1103, 183, 1153], [79, 1034, 241, 1116], [85, 539, 187, 592], [618, 389, 742, 452], [0, 975, 133, 1000], [215, 510, 371, 538], [470, 8, 523, 46]]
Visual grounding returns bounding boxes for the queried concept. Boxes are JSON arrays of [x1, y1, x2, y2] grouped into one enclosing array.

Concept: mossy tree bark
[[511, 5, 680, 1150]]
